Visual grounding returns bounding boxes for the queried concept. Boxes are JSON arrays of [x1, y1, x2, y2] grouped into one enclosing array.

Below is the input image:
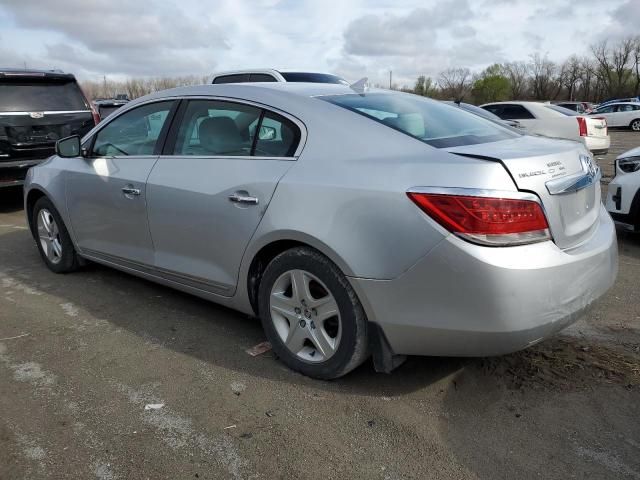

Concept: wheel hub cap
[[269, 269, 342, 363], [36, 209, 63, 265]]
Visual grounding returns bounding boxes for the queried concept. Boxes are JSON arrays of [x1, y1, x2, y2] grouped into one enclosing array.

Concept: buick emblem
[[29, 112, 45, 119], [580, 154, 596, 178]]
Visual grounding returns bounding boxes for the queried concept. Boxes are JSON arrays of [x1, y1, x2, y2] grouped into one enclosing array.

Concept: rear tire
[[630, 119, 640, 132], [33, 197, 80, 273], [258, 247, 369, 379]]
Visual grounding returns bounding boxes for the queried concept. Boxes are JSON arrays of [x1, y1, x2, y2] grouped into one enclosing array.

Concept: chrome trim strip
[[155, 154, 296, 162], [406, 186, 542, 204], [81, 248, 233, 293], [0, 110, 91, 115], [545, 168, 601, 195]]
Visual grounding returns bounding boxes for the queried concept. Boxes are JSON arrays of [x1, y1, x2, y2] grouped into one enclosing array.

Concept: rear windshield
[[320, 93, 519, 148], [545, 105, 578, 116], [0, 80, 88, 112], [280, 72, 347, 84]]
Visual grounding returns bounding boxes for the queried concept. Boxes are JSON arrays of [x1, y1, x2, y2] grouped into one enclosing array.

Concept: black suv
[[0, 69, 98, 187]]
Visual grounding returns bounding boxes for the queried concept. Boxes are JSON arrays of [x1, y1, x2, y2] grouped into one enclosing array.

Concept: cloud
[[0, 0, 635, 88]]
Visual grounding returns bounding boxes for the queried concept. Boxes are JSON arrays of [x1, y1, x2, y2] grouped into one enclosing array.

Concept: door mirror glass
[[56, 135, 81, 158], [258, 125, 277, 141]]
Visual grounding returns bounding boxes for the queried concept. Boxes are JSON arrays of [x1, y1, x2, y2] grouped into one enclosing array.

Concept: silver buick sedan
[[24, 83, 618, 379]]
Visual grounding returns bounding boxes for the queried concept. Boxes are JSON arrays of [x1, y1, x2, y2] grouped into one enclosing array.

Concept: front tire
[[258, 247, 369, 379], [33, 197, 79, 273], [630, 119, 640, 132]]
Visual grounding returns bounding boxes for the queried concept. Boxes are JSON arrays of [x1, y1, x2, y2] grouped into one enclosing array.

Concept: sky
[[0, 0, 638, 86]]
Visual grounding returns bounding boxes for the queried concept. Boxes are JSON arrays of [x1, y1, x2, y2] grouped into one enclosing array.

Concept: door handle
[[228, 192, 259, 205], [122, 186, 141, 196]]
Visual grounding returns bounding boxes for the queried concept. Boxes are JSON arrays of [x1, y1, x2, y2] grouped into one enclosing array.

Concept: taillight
[[577, 116, 588, 137], [91, 106, 101, 126], [407, 191, 551, 246]]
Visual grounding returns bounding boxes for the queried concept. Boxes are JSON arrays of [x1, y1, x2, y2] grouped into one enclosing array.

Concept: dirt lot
[[1, 131, 639, 480]]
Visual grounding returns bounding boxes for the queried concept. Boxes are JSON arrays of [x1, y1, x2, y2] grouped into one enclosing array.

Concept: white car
[[209, 69, 348, 85], [481, 101, 610, 154], [589, 102, 640, 131], [606, 146, 640, 230]]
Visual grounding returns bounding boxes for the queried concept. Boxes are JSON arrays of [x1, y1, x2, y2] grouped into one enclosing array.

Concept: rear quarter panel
[[242, 101, 518, 281]]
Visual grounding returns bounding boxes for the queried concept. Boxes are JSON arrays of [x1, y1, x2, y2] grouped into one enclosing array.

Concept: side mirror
[[258, 125, 277, 141], [56, 135, 81, 158]]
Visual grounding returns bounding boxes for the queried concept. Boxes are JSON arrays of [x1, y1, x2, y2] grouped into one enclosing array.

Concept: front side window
[[173, 100, 301, 157], [92, 101, 173, 156], [321, 93, 518, 148], [595, 105, 615, 114]]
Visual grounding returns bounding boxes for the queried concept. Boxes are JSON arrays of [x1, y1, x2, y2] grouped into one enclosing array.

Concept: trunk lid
[[448, 136, 600, 249], [584, 115, 607, 138]]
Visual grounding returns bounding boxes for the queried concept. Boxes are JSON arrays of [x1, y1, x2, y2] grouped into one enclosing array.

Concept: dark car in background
[[93, 97, 129, 120], [0, 69, 97, 187], [553, 101, 595, 114]]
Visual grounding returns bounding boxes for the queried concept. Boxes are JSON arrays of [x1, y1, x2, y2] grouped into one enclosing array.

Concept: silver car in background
[[24, 83, 618, 379]]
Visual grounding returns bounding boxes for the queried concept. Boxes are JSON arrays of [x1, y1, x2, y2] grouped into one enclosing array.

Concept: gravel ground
[[1, 130, 639, 479]]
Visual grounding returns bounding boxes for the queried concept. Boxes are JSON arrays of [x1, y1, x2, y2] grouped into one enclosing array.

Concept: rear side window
[[248, 74, 277, 82], [254, 111, 301, 157], [545, 105, 578, 116], [212, 74, 250, 84], [321, 93, 518, 148], [0, 80, 88, 112], [496, 104, 535, 120], [92, 101, 173, 156]]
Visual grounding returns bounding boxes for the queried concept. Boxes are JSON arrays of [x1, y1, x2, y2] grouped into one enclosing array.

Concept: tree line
[[80, 75, 209, 101], [404, 36, 640, 104], [79, 36, 640, 105]]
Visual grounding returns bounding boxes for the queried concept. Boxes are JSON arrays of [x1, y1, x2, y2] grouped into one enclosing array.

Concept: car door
[[65, 100, 176, 267], [146, 98, 302, 295]]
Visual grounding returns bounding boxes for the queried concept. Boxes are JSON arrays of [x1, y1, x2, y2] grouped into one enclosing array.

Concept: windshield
[[545, 105, 578, 116], [0, 80, 88, 112], [321, 93, 519, 148], [280, 72, 348, 84]]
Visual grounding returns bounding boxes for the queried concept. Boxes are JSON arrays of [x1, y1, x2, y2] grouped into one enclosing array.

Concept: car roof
[[140, 82, 367, 102], [0, 68, 76, 80]]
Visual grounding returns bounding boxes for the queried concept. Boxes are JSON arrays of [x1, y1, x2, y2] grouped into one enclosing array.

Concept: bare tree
[[528, 53, 561, 100], [503, 61, 529, 99], [558, 55, 583, 101], [438, 67, 472, 100]]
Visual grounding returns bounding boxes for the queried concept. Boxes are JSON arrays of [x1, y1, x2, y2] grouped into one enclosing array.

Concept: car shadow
[[0, 187, 24, 213], [0, 228, 462, 397]]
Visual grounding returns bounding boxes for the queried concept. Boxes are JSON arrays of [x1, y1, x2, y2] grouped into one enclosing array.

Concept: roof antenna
[[349, 77, 368, 95]]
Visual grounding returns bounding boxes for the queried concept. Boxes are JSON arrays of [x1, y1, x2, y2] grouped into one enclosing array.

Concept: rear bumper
[[350, 205, 618, 357], [584, 135, 610, 154], [0, 159, 45, 187]]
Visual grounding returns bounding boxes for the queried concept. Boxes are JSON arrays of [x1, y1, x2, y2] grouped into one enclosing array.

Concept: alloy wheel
[[269, 269, 342, 362], [37, 209, 63, 264], [632, 120, 640, 131]]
